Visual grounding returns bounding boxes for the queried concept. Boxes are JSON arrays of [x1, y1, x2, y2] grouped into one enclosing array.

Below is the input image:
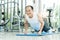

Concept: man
[[24, 5, 44, 34]]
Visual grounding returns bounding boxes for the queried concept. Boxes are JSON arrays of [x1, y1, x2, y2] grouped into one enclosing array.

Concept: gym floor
[[0, 32, 60, 40]]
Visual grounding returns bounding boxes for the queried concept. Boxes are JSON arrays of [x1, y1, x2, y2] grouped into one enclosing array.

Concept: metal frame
[[10, 0, 21, 32], [0, 0, 21, 32], [0, 0, 2, 25]]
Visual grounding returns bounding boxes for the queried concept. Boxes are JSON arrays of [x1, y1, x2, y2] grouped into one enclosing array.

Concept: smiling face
[[25, 6, 33, 18]]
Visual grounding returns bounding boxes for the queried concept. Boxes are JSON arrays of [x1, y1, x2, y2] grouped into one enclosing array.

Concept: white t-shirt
[[25, 13, 40, 31]]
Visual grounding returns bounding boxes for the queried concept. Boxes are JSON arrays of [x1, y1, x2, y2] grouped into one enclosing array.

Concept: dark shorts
[[35, 29, 50, 32], [35, 30, 40, 32]]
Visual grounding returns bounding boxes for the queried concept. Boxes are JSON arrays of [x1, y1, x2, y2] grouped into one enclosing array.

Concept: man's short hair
[[25, 5, 33, 10]]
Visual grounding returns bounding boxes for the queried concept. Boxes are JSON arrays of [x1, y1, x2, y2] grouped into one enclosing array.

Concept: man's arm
[[24, 17, 28, 34], [37, 13, 44, 34]]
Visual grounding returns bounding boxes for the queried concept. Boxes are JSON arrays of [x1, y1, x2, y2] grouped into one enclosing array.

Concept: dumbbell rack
[[0, 0, 5, 32]]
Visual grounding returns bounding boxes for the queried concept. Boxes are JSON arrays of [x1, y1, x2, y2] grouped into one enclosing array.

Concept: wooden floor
[[0, 32, 60, 40]]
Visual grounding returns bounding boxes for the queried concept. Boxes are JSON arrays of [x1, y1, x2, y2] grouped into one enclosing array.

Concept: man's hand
[[24, 31, 27, 34], [37, 31, 42, 35], [24, 16, 28, 34]]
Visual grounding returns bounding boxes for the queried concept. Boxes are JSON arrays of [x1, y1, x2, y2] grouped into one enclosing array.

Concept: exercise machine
[[47, 9, 53, 28]]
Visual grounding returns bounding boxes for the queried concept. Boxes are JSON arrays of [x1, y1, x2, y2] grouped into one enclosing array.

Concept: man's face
[[25, 7, 33, 17]]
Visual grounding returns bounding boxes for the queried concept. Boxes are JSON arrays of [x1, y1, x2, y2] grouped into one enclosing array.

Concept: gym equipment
[[0, 0, 26, 32], [7, 0, 21, 32], [0, 0, 20, 32], [0, 19, 10, 32], [2, 12, 4, 15], [0, 0, 8, 32], [20, 22, 24, 26], [16, 32, 59, 36], [47, 9, 53, 28], [0, 19, 10, 26]]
